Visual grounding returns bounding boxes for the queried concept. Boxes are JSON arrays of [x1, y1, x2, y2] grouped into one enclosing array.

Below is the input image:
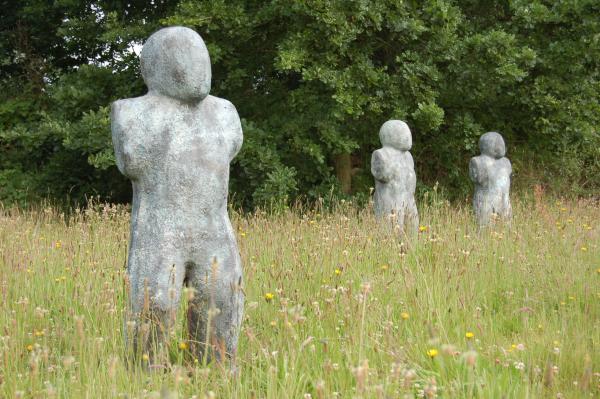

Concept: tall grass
[[0, 197, 598, 398]]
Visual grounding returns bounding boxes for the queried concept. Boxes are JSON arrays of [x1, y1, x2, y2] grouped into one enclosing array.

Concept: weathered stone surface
[[469, 132, 512, 227], [371, 120, 419, 232], [111, 26, 243, 363]]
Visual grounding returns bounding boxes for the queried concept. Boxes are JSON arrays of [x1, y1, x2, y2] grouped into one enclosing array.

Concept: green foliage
[[1, 0, 598, 207]]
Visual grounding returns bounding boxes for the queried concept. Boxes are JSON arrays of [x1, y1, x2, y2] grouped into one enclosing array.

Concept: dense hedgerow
[[1, 1, 599, 207]]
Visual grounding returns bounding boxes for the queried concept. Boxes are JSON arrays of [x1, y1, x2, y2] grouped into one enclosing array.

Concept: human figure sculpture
[[371, 120, 419, 233], [469, 132, 512, 227], [111, 27, 244, 364]]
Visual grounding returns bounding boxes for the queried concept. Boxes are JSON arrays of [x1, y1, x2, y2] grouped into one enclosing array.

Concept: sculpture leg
[[406, 201, 419, 233], [474, 193, 493, 227], [394, 207, 406, 234], [186, 251, 244, 364], [502, 193, 512, 220], [126, 245, 186, 365]]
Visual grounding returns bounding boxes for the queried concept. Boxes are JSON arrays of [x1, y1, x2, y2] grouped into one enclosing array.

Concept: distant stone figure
[[111, 27, 244, 364], [469, 132, 512, 227], [371, 120, 419, 232]]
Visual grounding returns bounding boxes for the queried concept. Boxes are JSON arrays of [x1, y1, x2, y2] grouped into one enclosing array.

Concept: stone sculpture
[[469, 132, 512, 227], [371, 120, 419, 232], [111, 27, 244, 363]]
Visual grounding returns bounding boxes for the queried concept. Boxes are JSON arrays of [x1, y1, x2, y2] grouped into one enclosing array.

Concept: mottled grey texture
[[111, 27, 244, 363], [469, 132, 512, 227], [371, 120, 419, 232]]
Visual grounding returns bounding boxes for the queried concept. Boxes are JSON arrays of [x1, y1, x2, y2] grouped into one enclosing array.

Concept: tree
[[0, 0, 178, 205], [1, 0, 598, 207]]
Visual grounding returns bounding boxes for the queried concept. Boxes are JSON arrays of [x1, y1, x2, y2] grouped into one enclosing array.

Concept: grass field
[[0, 197, 598, 398]]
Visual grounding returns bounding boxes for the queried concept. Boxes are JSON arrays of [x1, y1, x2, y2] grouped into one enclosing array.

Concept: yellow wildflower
[[334, 269, 342, 276], [265, 292, 275, 302], [418, 225, 428, 232], [178, 341, 189, 350], [580, 246, 587, 252], [142, 354, 149, 361], [55, 240, 62, 249], [26, 344, 33, 352], [380, 264, 389, 271], [465, 331, 474, 339], [400, 312, 409, 320], [427, 349, 438, 358]]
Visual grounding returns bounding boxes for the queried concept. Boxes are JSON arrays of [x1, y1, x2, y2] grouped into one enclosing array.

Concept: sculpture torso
[[371, 145, 418, 231], [113, 94, 242, 255], [372, 147, 416, 212], [469, 154, 512, 224], [114, 95, 240, 213]]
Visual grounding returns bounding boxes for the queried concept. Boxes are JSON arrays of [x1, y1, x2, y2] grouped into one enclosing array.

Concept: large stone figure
[[371, 120, 419, 232], [469, 132, 512, 227], [111, 27, 244, 363]]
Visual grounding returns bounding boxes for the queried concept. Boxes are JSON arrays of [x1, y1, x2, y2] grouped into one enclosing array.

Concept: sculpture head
[[140, 26, 211, 102], [479, 132, 506, 158], [379, 120, 412, 151]]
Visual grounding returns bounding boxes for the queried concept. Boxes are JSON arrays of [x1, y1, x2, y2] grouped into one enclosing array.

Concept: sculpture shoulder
[[372, 148, 385, 159], [469, 156, 485, 182], [111, 96, 154, 133], [371, 149, 391, 182], [404, 151, 415, 169], [371, 149, 387, 167], [499, 157, 512, 174], [111, 96, 158, 179], [204, 95, 243, 158], [204, 95, 240, 121], [111, 98, 132, 129], [499, 157, 511, 167], [470, 155, 489, 170], [203, 96, 242, 134]]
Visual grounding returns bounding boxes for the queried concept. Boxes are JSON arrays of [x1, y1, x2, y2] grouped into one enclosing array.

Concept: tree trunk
[[334, 153, 352, 194]]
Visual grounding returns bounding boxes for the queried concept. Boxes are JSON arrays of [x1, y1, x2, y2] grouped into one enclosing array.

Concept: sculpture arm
[[503, 158, 513, 176], [371, 150, 391, 182], [469, 157, 486, 184], [221, 100, 243, 161], [111, 100, 142, 180], [405, 152, 415, 170]]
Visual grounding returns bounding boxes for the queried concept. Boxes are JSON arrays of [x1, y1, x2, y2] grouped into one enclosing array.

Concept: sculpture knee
[[407, 204, 419, 228], [186, 277, 243, 361], [129, 268, 183, 313]]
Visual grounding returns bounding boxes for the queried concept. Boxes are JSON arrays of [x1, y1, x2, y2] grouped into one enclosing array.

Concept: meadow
[[0, 196, 598, 398]]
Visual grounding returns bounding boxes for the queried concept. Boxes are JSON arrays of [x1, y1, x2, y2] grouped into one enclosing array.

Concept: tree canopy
[[1, 0, 599, 208]]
